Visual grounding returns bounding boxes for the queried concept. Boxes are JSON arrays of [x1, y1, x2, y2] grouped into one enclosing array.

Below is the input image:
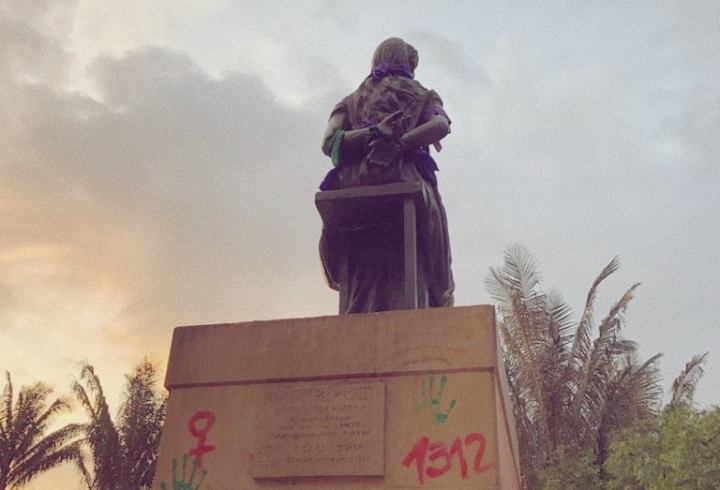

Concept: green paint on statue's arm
[[330, 129, 345, 167], [321, 108, 346, 158]]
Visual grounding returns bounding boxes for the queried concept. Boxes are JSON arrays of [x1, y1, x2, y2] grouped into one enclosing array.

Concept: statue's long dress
[[319, 73, 454, 314]]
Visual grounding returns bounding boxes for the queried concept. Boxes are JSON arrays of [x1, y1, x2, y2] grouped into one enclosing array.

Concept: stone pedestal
[[152, 306, 520, 489]]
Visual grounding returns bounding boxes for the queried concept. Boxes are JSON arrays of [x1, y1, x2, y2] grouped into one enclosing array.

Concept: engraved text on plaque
[[251, 381, 385, 478]]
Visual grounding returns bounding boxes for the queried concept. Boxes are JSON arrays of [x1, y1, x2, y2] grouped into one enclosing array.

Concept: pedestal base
[[153, 306, 520, 489]]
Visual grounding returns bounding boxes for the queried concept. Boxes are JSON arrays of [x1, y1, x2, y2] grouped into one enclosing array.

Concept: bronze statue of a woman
[[319, 37, 454, 313]]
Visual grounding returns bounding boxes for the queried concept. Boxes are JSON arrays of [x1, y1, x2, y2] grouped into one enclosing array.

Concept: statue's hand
[[367, 111, 406, 167], [367, 137, 402, 167], [377, 110, 405, 139]]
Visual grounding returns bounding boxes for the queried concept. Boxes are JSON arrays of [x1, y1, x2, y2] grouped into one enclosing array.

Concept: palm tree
[[0, 372, 84, 490], [486, 245, 663, 489], [72, 360, 166, 490], [116, 362, 166, 488]]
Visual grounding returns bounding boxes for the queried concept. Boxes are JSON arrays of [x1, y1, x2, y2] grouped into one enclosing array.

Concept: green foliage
[[73, 359, 166, 490], [0, 372, 84, 490], [539, 446, 602, 490], [606, 405, 720, 490]]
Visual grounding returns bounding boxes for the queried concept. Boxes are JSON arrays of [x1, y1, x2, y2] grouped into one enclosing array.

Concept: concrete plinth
[[152, 305, 520, 489]]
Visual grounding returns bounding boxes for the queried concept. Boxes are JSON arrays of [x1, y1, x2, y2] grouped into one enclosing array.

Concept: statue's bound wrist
[[398, 135, 408, 151], [367, 124, 380, 141]]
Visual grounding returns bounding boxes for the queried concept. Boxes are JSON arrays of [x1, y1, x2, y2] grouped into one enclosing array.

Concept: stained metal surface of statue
[[317, 37, 455, 314]]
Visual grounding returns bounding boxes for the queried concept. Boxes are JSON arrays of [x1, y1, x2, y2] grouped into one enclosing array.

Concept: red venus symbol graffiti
[[188, 411, 216, 469]]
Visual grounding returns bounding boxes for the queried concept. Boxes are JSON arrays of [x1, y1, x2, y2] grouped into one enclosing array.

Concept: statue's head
[[371, 37, 418, 79]]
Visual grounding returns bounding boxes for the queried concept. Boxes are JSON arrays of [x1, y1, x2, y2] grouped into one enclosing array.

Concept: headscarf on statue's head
[[348, 37, 428, 135], [370, 37, 419, 80]]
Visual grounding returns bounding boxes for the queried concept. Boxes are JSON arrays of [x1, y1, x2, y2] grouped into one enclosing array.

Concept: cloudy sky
[[2, 1, 719, 487]]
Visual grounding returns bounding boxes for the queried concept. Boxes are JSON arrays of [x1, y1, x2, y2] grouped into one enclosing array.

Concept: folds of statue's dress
[[319, 73, 454, 314]]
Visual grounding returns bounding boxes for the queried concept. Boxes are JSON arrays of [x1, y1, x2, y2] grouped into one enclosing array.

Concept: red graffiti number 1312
[[402, 432, 494, 485]]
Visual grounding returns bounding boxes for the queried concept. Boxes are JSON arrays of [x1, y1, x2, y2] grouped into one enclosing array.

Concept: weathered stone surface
[[251, 382, 385, 478], [153, 306, 521, 490]]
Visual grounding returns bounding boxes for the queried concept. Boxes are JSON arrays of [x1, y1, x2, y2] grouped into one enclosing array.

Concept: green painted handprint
[[159, 454, 208, 490], [415, 374, 457, 425]]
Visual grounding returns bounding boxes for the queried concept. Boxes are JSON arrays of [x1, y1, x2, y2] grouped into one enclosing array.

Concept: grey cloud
[[0, 0, 75, 85], [407, 30, 493, 89], [1, 44, 335, 359]]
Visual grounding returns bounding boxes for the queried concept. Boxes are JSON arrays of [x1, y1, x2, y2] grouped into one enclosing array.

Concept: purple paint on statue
[[371, 61, 390, 80], [371, 61, 414, 81], [319, 167, 339, 191], [408, 149, 439, 187], [319, 149, 439, 191]]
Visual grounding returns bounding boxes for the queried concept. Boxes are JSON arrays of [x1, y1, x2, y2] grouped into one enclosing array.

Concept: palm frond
[[0, 373, 83, 490], [628, 352, 664, 414], [570, 257, 620, 370], [486, 244, 540, 308], [571, 282, 640, 429], [1, 372, 14, 438], [9, 425, 85, 488], [603, 282, 640, 327], [669, 352, 708, 407]]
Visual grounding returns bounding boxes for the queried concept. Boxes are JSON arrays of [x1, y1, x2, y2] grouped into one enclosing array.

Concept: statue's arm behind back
[[399, 115, 449, 152]]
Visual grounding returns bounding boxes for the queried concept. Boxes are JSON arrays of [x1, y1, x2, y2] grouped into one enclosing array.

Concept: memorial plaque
[[251, 381, 385, 478]]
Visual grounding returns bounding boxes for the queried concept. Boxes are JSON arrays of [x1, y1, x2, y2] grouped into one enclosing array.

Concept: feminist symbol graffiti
[[188, 411, 216, 469]]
